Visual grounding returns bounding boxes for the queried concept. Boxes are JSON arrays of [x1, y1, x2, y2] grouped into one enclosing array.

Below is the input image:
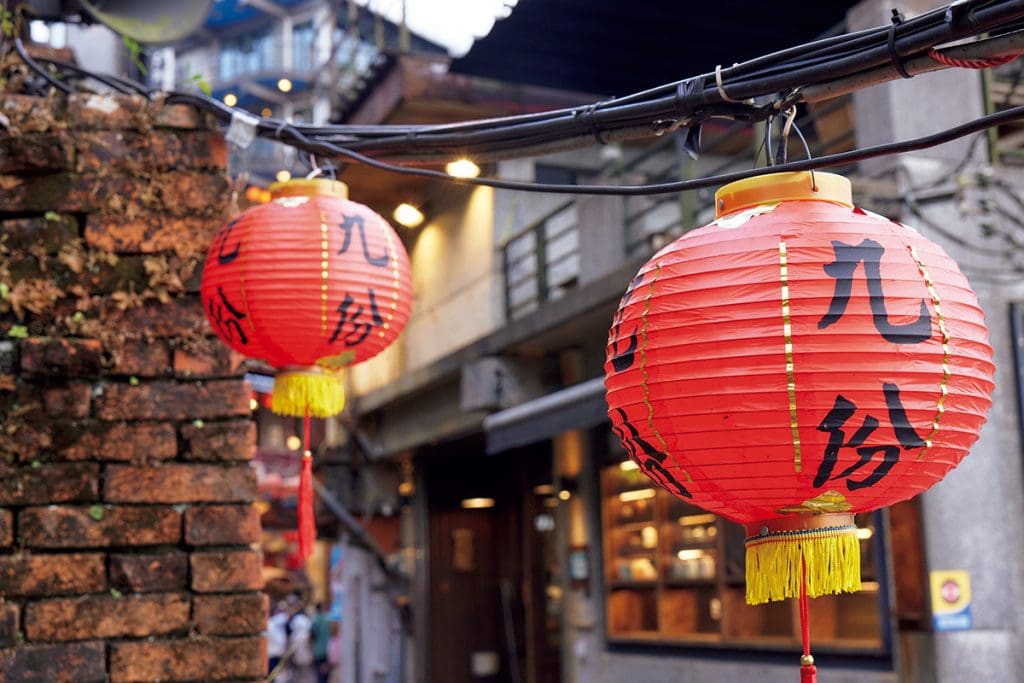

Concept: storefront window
[[601, 453, 886, 649]]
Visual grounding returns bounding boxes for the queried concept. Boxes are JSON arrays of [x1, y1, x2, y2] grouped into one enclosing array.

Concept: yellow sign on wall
[[930, 569, 972, 631]]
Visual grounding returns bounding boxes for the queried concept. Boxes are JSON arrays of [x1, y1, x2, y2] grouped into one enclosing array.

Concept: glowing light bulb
[[223, 93, 238, 107], [393, 203, 425, 228], [276, 170, 292, 183], [445, 158, 480, 178], [286, 435, 301, 451], [277, 78, 293, 93]]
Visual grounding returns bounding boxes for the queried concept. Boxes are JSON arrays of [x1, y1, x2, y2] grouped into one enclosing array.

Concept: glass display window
[[600, 450, 887, 650]]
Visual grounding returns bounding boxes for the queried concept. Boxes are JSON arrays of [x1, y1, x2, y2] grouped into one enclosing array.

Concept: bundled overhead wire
[[7, 0, 1024, 195]]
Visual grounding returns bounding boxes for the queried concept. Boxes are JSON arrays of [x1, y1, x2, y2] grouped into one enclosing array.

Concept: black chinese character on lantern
[[329, 289, 383, 347], [611, 409, 693, 499], [608, 272, 645, 372], [338, 214, 389, 267], [207, 287, 248, 345], [214, 218, 241, 266], [817, 238, 932, 344], [813, 383, 926, 491]]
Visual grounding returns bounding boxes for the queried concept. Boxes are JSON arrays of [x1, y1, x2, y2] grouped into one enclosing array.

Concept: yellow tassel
[[745, 523, 861, 605], [272, 367, 345, 418]]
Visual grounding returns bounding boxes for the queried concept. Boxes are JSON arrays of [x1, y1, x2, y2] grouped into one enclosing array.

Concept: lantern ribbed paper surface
[[604, 172, 995, 607], [201, 178, 413, 560]]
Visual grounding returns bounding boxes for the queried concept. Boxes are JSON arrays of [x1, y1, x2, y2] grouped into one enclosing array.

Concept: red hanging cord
[[929, 48, 1023, 70], [297, 407, 315, 561], [799, 554, 817, 683]]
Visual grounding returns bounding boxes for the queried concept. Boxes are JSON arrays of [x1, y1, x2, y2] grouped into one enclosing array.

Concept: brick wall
[[0, 94, 266, 682]]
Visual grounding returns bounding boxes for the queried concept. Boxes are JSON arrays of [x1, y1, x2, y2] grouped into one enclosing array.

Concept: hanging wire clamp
[[715, 64, 753, 104], [306, 154, 324, 179], [888, 9, 913, 79], [574, 103, 608, 144], [226, 109, 260, 149]]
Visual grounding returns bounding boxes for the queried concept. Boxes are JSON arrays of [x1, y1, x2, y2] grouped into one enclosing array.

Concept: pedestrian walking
[[311, 602, 333, 683]]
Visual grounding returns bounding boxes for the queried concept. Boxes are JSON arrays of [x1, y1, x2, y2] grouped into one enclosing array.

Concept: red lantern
[[202, 178, 413, 558], [604, 172, 994, 676]]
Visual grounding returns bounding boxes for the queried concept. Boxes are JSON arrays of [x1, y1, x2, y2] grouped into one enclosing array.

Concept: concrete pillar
[[848, 2, 1024, 682]]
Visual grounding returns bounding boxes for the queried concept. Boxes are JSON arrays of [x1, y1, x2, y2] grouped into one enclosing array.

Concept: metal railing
[[502, 202, 580, 319]]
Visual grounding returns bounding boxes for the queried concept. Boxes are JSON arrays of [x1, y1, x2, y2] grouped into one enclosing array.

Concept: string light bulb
[[223, 93, 237, 107], [278, 78, 293, 93], [446, 158, 480, 178], [393, 202, 425, 228], [276, 170, 292, 183]]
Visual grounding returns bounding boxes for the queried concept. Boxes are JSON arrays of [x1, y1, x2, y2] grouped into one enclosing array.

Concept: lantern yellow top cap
[[270, 178, 349, 200], [715, 171, 852, 218]]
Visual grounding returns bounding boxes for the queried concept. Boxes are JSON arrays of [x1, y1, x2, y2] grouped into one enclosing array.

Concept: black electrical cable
[[220, 99, 1024, 196], [12, 0, 1024, 194]]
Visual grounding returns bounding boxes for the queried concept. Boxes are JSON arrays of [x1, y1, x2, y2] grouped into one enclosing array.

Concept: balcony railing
[[503, 202, 579, 319]]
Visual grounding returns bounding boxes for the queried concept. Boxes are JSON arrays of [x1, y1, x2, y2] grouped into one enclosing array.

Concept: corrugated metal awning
[[483, 377, 608, 454]]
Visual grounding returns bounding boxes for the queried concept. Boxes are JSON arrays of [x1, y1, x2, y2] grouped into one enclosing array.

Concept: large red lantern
[[202, 178, 413, 558], [604, 172, 994, 677]]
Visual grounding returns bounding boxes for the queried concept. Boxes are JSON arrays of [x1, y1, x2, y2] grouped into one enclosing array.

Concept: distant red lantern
[[604, 172, 994, 678], [202, 178, 413, 558]]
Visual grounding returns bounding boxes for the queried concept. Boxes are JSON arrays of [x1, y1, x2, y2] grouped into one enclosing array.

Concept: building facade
[[344, 2, 1024, 682]]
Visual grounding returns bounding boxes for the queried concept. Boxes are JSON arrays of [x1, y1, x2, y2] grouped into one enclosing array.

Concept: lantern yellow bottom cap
[[744, 524, 861, 605], [272, 369, 345, 418]]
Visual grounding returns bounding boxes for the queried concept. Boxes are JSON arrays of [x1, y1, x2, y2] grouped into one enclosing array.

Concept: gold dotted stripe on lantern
[[640, 264, 692, 482], [320, 210, 330, 336], [779, 241, 803, 472], [239, 219, 256, 333], [909, 245, 950, 460], [380, 217, 400, 338]]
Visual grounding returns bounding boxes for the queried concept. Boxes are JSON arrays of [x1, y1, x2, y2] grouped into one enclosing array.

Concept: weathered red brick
[[0, 641, 106, 682], [193, 593, 267, 636], [191, 550, 263, 592], [94, 379, 250, 421], [1, 214, 78, 252], [109, 637, 265, 682], [19, 505, 181, 548], [0, 131, 74, 172], [150, 131, 228, 170], [0, 601, 18, 647], [66, 93, 146, 130], [55, 421, 177, 462], [74, 131, 148, 172], [0, 553, 106, 596], [181, 419, 255, 462], [157, 171, 232, 215], [24, 593, 190, 641], [102, 297, 210, 339], [20, 337, 103, 377], [63, 173, 147, 213], [42, 383, 91, 418], [85, 213, 224, 255], [185, 505, 260, 546], [110, 552, 188, 593], [0, 463, 99, 505], [173, 338, 246, 378], [0, 95, 61, 133], [0, 509, 11, 547], [105, 464, 257, 504], [106, 339, 171, 376], [152, 103, 203, 129], [4, 421, 52, 462]]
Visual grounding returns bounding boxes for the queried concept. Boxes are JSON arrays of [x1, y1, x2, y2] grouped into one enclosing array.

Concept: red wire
[[800, 555, 810, 657], [929, 48, 1023, 70], [303, 406, 311, 450]]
